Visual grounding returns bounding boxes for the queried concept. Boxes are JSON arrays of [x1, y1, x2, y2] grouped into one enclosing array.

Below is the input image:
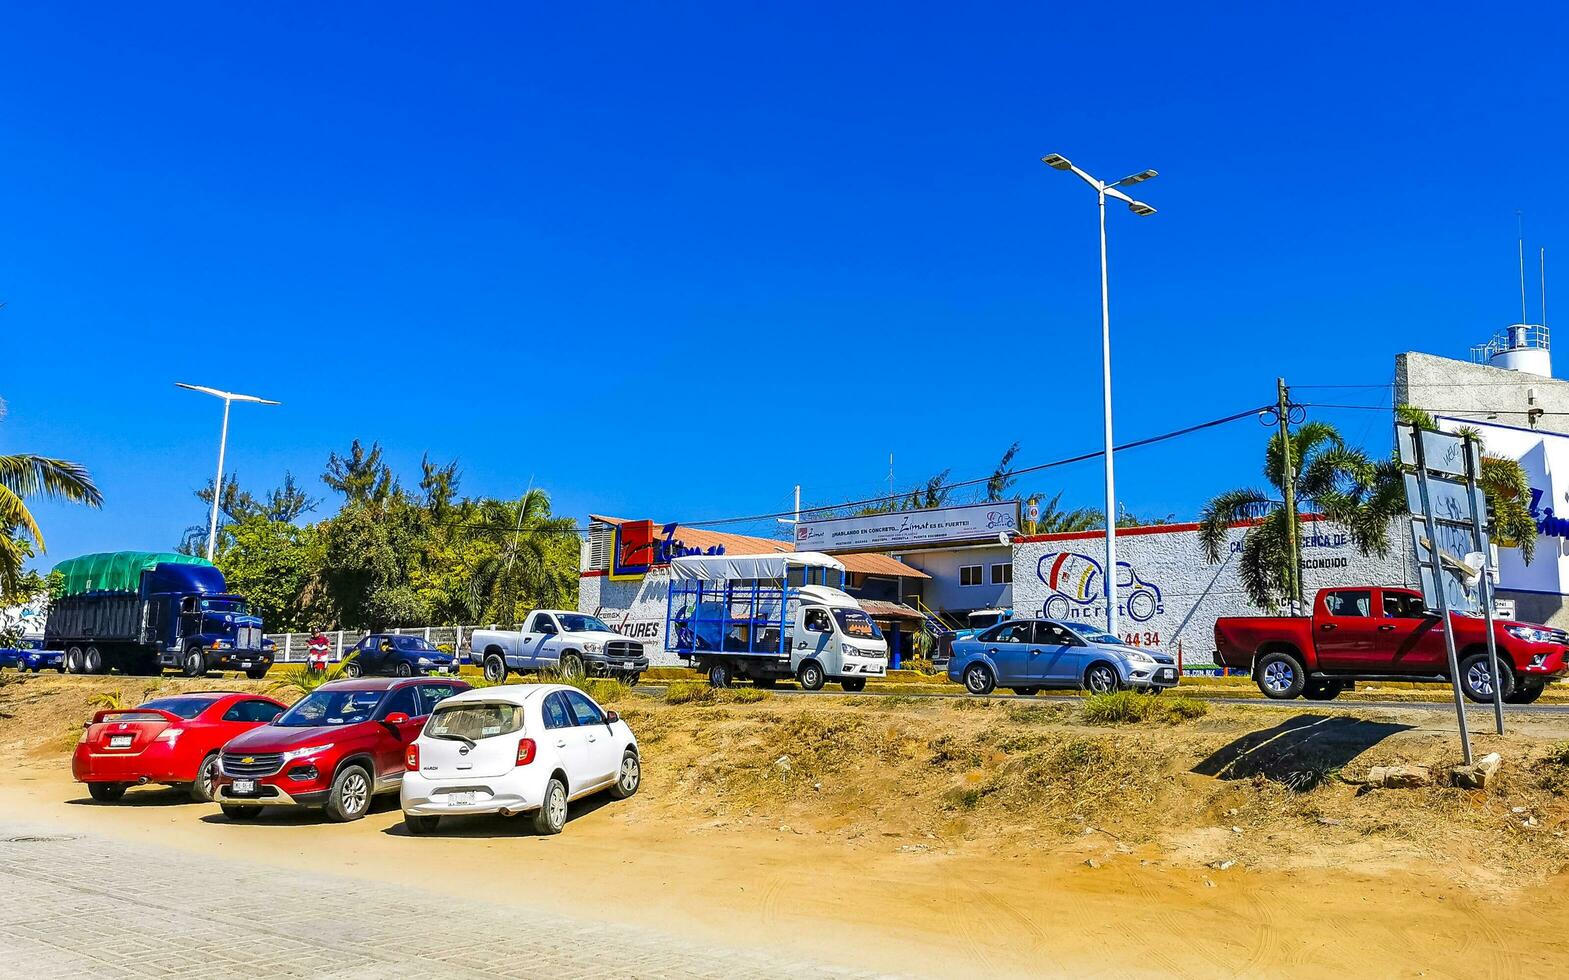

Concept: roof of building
[[858, 600, 927, 622], [587, 515, 927, 579]]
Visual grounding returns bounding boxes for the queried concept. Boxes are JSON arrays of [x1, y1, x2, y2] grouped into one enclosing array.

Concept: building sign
[[611, 521, 726, 580], [796, 502, 1019, 553], [1037, 552, 1164, 624]]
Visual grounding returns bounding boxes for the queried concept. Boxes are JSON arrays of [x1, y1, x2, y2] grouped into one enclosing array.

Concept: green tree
[[0, 400, 102, 601], [212, 514, 323, 631]]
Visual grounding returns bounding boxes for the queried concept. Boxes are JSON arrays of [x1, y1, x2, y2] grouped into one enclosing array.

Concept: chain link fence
[[264, 624, 528, 662]]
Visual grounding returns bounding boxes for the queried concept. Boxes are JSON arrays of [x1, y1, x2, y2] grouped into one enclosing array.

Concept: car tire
[[533, 777, 568, 835], [1302, 680, 1344, 701], [708, 662, 733, 688], [1010, 687, 1040, 696], [624, 672, 642, 687], [797, 661, 826, 692], [404, 814, 441, 835], [343, 660, 363, 678], [559, 653, 585, 679], [245, 668, 268, 680], [963, 662, 995, 696], [610, 750, 641, 800], [190, 753, 221, 803], [484, 654, 508, 683], [752, 677, 778, 689], [183, 648, 207, 678], [84, 645, 105, 675], [1459, 653, 1515, 704], [325, 765, 374, 823], [87, 782, 126, 802], [841, 678, 866, 693], [1255, 651, 1307, 700], [395, 661, 414, 678], [220, 803, 262, 821], [1505, 679, 1546, 705], [1083, 662, 1122, 695]]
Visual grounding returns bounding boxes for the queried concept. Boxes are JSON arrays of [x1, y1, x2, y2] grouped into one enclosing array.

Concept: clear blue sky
[[4, 2, 1565, 565]]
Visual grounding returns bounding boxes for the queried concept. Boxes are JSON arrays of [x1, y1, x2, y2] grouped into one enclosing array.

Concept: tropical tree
[[457, 489, 580, 624], [0, 399, 102, 600]]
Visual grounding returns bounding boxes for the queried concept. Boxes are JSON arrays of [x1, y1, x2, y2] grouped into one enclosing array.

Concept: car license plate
[[1160, 668, 1177, 681], [231, 778, 257, 795], [108, 735, 132, 748], [447, 792, 476, 806]]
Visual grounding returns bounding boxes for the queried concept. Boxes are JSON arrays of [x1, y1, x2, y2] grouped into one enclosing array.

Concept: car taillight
[[405, 744, 420, 771], [516, 738, 536, 767]]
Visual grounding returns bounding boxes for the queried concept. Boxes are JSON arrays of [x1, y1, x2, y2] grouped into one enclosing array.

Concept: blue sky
[[4, 2, 1566, 565]]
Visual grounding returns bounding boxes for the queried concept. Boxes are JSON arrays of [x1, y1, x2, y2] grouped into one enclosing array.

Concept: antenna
[[1518, 210, 1528, 324], [1543, 247, 1549, 328]]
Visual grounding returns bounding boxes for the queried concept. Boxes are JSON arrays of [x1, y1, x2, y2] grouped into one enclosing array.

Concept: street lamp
[[1041, 152, 1158, 636], [176, 383, 280, 560]]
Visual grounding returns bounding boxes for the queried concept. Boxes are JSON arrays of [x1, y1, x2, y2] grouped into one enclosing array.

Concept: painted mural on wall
[[580, 567, 679, 663], [1013, 521, 1417, 665]]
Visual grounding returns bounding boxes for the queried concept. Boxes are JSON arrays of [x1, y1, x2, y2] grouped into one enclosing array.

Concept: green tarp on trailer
[[51, 551, 214, 597]]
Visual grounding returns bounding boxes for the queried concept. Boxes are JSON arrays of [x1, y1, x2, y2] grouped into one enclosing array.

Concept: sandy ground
[[5, 675, 1569, 977]]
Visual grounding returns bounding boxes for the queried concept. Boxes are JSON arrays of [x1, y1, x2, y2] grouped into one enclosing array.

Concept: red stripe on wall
[[1012, 513, 1326, 545]]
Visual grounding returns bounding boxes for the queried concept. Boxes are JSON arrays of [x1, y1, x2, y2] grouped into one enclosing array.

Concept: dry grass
[[1082, 690, 1209, 725]]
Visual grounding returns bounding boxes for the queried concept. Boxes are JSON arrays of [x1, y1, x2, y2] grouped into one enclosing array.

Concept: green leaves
[[0, 400, 102, 601]]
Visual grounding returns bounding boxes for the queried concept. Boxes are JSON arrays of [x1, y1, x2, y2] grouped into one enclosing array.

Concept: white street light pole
[[1041, 153, 1158, 637], [176, 383, 281, 560]]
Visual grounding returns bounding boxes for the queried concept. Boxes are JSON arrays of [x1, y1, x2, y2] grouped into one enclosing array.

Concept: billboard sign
[[795, 502, 1019, 553], [611, 521, 726, 580]]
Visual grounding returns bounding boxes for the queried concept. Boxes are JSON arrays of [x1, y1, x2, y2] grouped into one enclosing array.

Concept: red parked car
[[1215, 585, 1569, 703], [73, 692, 288, 802], [214, 677, 468, 822]]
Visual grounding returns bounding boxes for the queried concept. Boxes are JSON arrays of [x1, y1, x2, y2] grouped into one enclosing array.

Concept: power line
[[1304, 402, 1569, 415]]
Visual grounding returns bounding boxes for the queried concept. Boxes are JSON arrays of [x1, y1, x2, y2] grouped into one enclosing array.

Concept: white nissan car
[[399, 683, 639, 836]]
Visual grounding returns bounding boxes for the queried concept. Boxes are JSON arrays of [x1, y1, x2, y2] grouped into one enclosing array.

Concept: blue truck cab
[[45, 551, 273, 678]]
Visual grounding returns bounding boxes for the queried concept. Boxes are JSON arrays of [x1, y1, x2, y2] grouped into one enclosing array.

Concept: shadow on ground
[[1192, 714, 1413, 790]]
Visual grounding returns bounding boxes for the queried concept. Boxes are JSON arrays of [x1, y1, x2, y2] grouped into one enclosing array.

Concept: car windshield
[[275, 689, 385, 727], [557, 614, 613, 633], [1068, 625, 1123, 645], [832, 608, 883, 639], [138, 697, 215, 720], [427, 702, 525, 741]]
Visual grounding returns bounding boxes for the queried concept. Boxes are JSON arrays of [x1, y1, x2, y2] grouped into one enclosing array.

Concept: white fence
[[264, 625, 529, 663]]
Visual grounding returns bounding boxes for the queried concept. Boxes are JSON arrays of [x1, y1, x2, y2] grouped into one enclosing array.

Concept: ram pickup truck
[[1215, 585, 1569, 704], [470, 610, 650, 685]]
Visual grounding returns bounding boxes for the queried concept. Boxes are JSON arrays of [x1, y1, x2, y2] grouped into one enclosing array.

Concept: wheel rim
[[620, 755, 640, 793], [804, 666, 821, 687], [562, 656, 583, 679], [199, 757, 218, 799], [187, 653, 202, 675], [1262, 661, 1294, 694], [966, 666, 987, 692], [1467, 661, 1493, 696], [548, 785, 566, 827], [397, 663, 412, 677], [485, 658, 503, 682], [342, 772, 369, 814], [1089, 666, 1116, 693]]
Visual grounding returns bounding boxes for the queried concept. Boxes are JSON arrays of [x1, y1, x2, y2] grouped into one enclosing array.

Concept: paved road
[[0, 823, 896, 980]]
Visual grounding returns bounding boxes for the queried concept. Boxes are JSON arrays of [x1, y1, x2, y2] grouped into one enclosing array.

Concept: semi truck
[[665, 552, 888, 690], [44, 551, 274, 678]]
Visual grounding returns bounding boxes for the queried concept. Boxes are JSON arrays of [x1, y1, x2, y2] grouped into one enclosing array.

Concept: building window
[[959, 564, 983, 586], [990, 563, 1012, 585]]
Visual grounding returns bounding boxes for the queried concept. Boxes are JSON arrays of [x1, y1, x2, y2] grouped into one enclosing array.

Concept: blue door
[[1033, 621, 1085, 685], [981, 622, 1034, 684]]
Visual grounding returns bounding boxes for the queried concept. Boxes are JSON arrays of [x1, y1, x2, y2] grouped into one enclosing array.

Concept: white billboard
[[795, 502, 1020, 553]]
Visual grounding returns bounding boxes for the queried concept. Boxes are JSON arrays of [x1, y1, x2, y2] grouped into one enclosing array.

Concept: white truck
[[665, 552, 888, 691], [470, 610, 651, 685]]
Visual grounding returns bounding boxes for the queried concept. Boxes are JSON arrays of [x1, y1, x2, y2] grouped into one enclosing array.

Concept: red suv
[[214, 677, 468, 822]]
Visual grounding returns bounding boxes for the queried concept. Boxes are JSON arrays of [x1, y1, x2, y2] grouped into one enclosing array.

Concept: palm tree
[[1023, 491, 1102, 535], [1198, 421, 1393, 611], [461, 489, 579, 623], [1, 399, 102, 600]]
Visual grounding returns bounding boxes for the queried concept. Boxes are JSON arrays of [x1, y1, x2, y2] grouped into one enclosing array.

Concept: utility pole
[[1277, 377, 1302, 611]]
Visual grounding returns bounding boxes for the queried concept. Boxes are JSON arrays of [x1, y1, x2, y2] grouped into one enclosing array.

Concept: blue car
[[342, 634, 459, 677], [946, 619, 1179, 696], [0, 636, 64, 673]]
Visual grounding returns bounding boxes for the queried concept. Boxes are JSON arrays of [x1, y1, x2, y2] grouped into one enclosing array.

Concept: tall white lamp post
[[176, 383, 280, 560], [1040, 153, 1158, 635]]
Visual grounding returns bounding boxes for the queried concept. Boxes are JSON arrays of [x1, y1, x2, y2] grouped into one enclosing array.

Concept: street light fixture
[[175, 383, 280, 561], [1040, 152, 1158, 636]]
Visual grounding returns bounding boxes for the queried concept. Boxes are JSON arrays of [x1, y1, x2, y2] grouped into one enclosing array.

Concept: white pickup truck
[[470, 610, 651, 685]]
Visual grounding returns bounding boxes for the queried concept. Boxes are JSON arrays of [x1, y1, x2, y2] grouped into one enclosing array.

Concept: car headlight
[[212, 640, 230, 649], [417, 657, 432, 665], [1506, 625, 1558, 644], [1123, 649, 1155, 665], [280, 743, 334, 763]]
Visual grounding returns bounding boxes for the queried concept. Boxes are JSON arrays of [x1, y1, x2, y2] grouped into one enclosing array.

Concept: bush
[[663, 681, 770, 705], [901, 656, 940, 676], [1082, 690, 1208, 725]]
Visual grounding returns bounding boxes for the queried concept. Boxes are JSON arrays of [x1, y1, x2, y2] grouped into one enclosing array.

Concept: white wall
[[579, 569, 682, 665], [895, 545, 1012, 613]]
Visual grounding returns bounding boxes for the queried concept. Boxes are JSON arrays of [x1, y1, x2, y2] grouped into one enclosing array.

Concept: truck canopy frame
[[665, 552, 847, 660]]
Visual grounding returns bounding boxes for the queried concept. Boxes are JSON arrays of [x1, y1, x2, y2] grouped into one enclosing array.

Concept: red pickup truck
[[1215, 586, 1568, 704]]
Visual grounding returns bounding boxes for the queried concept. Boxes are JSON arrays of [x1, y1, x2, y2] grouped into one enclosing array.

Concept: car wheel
[[245, 668, 268, 680], [963, 662, 995, 696], [1505, 679, 1546, 705], [84, 645, 105, 675], [220, 803, 262, 821], [404, 814, 441, 835], [610, 750, 640, 800], [533, 777, 568, 835], [1255, 651, 1307, 700], [1084, 662, 1122, 695], [325, 765, 373, 823], [1010, 687, 1040, 696], [841, 678, 866, 693], [343, 660, 363, 678], [1460, 653, 1515, 704], [65, 646, 84, 673], [395, 661, 414, 678], [183, 648, 207, 678], [484, 654, 508, 683], [624, 672, 642, 687], [87, 782, 126, 802], [797, 661, 826, 692], [752, 677, 778, 689], [708, 662, 733, 688], [559, 653, 585, 679], [1303, 680, 1344, 701], [190, 753, 221, 803]]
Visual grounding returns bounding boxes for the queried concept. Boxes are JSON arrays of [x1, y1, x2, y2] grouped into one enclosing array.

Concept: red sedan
[[73, 692, 287, 802]]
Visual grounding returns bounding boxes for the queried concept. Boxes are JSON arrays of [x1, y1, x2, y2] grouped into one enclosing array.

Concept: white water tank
[[1476, 323, 1552, 377]]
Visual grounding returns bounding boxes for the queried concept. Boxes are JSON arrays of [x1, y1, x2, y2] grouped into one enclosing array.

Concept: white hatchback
[[399, 683, 639, 835]]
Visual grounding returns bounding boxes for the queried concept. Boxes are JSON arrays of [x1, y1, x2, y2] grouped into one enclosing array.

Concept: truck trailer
[[44, 551, 273, 678]]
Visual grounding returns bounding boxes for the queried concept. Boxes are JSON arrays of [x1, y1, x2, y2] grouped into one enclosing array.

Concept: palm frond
[[1197, 488, 1274, 563]]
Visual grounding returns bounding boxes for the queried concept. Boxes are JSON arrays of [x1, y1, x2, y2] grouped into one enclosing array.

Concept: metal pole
[[1277, 378, 1302, 611], [1411, 428, 1473, 765], [1463, 433, 1507, 735], [1098, 185, 1118, 636], [206, 397, 232, 560]]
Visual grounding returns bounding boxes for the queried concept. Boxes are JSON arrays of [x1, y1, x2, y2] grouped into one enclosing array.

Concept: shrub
[[1082, 690, 1208, 725], [266, 653, 360, 700], [901, 656, 940, 676]]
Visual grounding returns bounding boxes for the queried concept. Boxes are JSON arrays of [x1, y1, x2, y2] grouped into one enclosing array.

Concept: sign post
[[1462, 432, 1508, 735]]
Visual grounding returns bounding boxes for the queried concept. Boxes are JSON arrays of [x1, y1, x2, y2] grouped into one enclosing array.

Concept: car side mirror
[[384, 712, 411, 725], [604, 710, 620, 724]]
